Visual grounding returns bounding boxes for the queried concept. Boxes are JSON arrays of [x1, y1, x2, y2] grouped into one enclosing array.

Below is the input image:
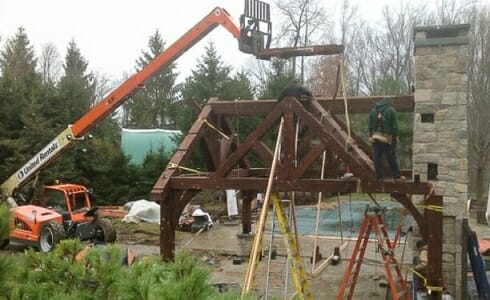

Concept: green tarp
[[121, 128, 181, 165]]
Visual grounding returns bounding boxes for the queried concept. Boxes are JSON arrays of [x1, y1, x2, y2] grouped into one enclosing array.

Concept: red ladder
[[336, 207, 410, 300]]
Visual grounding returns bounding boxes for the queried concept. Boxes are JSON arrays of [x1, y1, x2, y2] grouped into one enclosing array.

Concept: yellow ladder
[[272, 193, 312, 299], [241, 192, 312, 299]]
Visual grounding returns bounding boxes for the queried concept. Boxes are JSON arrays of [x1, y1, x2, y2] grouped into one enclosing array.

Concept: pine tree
[[0, 27, 38, 82], [257, 58, 295, 99], [57, 40, 95, 123], [0, 27, 47, 185], [181, 42, 233, 104], [174, 42, 254, 132], [123, 30, 178, 129]]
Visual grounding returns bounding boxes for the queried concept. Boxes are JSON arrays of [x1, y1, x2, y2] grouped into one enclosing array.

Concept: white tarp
[[122, 199, 160, 224], [226, 189, 238, 216]]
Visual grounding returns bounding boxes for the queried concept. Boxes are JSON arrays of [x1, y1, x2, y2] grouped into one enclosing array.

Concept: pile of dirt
[[112, 219, 160, 246]]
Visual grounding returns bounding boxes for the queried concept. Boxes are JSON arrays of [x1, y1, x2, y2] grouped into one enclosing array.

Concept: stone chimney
[[413, 24, 470, 299]]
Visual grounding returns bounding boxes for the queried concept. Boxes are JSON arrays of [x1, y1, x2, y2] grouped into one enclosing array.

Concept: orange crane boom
[[72, 7, 240, 137], [1, 1, 272, 200]]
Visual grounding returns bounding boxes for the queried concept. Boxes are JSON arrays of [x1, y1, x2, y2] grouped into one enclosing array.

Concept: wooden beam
[[255, 44, 344, 60], [169, 177, 358, 192], [150, 105, 212, 200], [208, 95, 414, 115], [167, 177, 431, 194]]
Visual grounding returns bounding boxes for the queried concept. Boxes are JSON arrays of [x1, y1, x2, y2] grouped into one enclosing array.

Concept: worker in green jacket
[[368, 97, 403, 181]]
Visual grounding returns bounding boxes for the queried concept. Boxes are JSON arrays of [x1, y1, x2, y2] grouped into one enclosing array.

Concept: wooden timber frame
[[150, 95, 444, 297]]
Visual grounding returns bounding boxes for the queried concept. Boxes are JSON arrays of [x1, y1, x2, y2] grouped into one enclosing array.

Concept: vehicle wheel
[[0, 238, 9, 249], [93, 218, 116, 243], [38, 222, 66, 253]]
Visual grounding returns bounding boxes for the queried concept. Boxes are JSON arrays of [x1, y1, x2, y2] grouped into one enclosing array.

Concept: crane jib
[[7, 126, 75, 193], [16, 140, 60, 182]]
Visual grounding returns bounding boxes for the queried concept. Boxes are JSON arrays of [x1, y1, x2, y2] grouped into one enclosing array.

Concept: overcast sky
[[0, 0, 402, 84]]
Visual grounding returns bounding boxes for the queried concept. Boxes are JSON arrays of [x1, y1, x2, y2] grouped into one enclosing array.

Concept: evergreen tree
[[174, 42, 253, 133], [123, 30, 178, 129], [257, 58, 296, 99], [51, 41, 131, 204], [181, 42, 233, 103], [0, 27, 37, 82], [35, 40, 96, 186], [171, 42, 255, 173], [0, 27, 47, 186], [57, 40, 95, 123]]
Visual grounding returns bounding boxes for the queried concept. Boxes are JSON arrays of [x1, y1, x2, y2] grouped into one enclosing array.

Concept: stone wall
[[413, 24, 470, 299]]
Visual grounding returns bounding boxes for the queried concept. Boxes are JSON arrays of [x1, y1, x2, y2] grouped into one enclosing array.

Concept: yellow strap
[[200, 118, 230, 140], [417, 204, 443, 212], [409, 267, 444, 293], [168, 163, 201, 173], [426, 285, 444, 292]]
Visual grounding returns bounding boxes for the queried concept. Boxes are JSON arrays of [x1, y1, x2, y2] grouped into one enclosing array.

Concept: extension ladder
[[242, 192, 312, 299], [336, 206, 409, 300]]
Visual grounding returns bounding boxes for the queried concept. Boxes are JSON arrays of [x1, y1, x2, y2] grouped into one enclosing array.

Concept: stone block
[[443, 196, 458, 207], [435, 108, 448, 120], [437, 175, 455, 182], [459, 158, 468, 170], [454, 183, 468, 193], [441, 92, 462, 105], [455, 171, 468, 183], [414, 132, 437, 143], [443, 253, 455, 263], [414, 88, 432, 102], [412, 152, 440, 163], [443, 243, 457, 254], [446, 74, 468, 87], [446, 105, 467, 120], [415, 103, 438, 113]]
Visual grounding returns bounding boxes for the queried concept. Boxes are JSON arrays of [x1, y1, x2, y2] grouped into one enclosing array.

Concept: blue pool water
[[287, 201, 412, 238]]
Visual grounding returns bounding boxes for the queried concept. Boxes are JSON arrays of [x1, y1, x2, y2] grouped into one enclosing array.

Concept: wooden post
[[426, 194, 443, 300], [241, 191, 253, 234], [160, 191, 177, 261]]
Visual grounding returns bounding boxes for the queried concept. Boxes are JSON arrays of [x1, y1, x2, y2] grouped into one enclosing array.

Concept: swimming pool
[[290, 201, 412, 238]]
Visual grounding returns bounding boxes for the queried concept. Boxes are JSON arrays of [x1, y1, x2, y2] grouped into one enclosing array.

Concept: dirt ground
[[5, 199, 489, 299], [112, 200, 422, 299]]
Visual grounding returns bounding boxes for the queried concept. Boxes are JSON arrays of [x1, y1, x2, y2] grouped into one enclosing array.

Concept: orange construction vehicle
[[0, 0, 273, 251], [7, 183, 116, 252]]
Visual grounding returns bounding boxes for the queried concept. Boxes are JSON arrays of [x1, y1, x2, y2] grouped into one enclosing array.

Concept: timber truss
[[149, 95, 443, 291]]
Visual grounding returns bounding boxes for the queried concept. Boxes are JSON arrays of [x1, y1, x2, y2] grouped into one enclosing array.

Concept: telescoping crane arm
[[1, 3, 272, 200]]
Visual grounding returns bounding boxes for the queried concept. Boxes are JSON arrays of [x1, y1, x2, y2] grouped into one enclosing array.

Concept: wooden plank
[[167, 177, 431, 194], [255, 44, 344, 59], [208, 95, 414, 115]]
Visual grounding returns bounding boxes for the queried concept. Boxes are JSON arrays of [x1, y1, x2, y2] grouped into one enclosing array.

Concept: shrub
[[0, 203, 10, 241]]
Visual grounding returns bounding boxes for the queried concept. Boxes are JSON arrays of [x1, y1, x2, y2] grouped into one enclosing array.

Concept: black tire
[[0, 239, 9, 249], [93, 218, 116, 243], [38, 222, 66, 252]]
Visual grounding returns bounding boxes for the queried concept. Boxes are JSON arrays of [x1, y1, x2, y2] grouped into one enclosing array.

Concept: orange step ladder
[[336, 206, 410, 300]]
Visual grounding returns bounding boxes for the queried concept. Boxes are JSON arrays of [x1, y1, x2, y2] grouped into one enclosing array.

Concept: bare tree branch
[[39, 42, 61, 85]]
